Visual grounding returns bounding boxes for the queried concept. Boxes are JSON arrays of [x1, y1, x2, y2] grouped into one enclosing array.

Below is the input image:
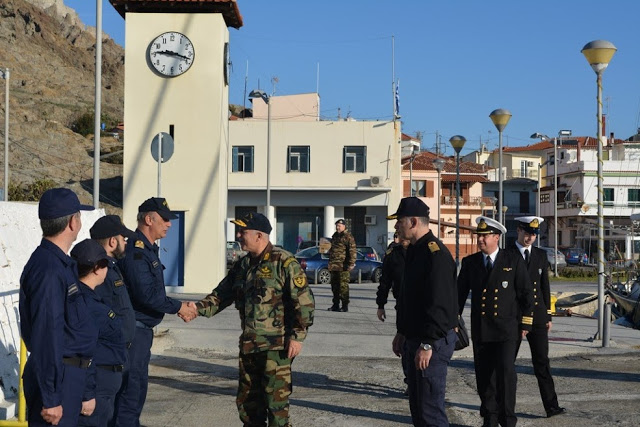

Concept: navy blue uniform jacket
[[95, 257, 136, 344]]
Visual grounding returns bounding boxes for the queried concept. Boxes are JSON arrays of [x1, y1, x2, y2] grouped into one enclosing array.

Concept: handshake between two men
[[178, 301, 199, 322]]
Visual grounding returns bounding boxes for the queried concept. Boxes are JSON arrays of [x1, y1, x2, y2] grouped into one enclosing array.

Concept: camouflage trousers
[[237, 350, 292, 427], [330, 270, 350, 305]]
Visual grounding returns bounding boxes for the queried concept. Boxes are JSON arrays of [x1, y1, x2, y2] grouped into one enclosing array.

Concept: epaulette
[[428, 241, 440, 253], [386, 248, 393, 255], [135, 240, 144, 249]]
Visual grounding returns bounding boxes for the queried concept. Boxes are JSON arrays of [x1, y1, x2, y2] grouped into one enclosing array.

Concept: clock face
[[148, 32, 195, 77]]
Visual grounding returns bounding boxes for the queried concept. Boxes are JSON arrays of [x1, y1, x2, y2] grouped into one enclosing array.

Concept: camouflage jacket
[[328, 230, 357, 271], [196, 243, 315, 354]]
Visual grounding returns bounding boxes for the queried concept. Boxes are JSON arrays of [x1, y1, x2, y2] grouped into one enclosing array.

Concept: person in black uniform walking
[[458, 216, 534, 427], [71, 239, 127, 427], [89, 215, 138, 426], [510, 216, 566, 418], [376, 232, 410, 393], [388, 197, 458, 427]]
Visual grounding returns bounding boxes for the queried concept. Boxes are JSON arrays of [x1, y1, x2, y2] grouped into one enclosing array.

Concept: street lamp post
[[489, 109, 512, 227], [537, 158, 551, 247], [1, 68, 8, 201], [582, 39, 617, 341], [449, 135, 466, 268], [433, 157, 446, 238], [491, 197, 497, 220], [249, 89, 273, 240]]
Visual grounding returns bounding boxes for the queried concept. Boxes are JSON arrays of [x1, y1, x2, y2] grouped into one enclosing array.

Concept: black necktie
[[486, 256, 493, 273], [524, 249, 530, 265]]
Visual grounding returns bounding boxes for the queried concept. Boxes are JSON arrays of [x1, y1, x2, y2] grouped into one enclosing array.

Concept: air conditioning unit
[[526, 161, 534, 167], [364, 214, 377, 226], [370, 176, 383, 187]]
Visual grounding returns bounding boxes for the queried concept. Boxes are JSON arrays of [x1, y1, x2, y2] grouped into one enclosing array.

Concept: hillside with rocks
[[0, 0, 124, 211]]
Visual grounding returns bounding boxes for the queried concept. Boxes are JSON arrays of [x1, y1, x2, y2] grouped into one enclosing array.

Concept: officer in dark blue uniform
[[114, 197, 193, 427], [19, 188, 95, 426], [89, 215, 137, 426], [71, 239, 127, 427]]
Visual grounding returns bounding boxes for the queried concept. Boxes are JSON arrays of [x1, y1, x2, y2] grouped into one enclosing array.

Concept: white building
[[228, 94, 402, 256]]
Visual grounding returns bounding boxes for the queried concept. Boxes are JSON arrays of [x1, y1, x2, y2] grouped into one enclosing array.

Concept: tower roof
[[108, 0, 243, 28]]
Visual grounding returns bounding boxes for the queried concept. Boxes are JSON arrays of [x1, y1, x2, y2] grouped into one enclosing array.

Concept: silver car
[[539, 247, 567, 270], [226, 241, 246, 266]]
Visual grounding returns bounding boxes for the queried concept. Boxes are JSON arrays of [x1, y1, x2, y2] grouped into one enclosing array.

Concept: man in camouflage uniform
[[328, 219, 357, 312], [182, 212, 314, 427]]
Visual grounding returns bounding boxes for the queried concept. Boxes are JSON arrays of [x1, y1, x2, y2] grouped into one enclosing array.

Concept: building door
[[159, 211, 184, 287], [344, 206, 366, 245], [276, 207, 324, 253]]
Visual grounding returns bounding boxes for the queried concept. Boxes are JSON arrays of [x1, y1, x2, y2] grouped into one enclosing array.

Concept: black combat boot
[[340, 303, 349, 312], [328, 303, 340, 311]]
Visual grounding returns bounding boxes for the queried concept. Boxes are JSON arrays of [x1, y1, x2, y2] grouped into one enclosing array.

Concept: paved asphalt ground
[[140, 280, 640, 426]]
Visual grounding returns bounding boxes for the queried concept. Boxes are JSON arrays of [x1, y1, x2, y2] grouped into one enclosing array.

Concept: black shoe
[[546, 407, 566, 418], [481, 416, 498, 427], [403, 386, 409, 396], [328, 304, 340, 312], [340, 304, 348, 312]]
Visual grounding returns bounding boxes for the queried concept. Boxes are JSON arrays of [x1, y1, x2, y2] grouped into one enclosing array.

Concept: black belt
[[135, 321, 153, 330], [96, 364, 124, 372], [63, 357, 92, 369]]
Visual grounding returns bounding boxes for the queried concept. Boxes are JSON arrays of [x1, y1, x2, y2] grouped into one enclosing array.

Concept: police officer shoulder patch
[[135, 240, 144, 249], [108, 310, 116, 319], [428, 242, 440, 253], [293, 276, 306, 288]]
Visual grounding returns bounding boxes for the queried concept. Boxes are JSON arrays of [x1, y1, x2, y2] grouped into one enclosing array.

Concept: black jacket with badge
[[508, 245, 552, 325], [396, 231, 458, 346], [458, 249, 534, 343], [376, 243, 406, 308]]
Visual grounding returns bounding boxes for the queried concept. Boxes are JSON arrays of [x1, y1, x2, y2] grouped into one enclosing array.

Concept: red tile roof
[[502, 140, 553, 152], [108, 0, 243, 28], [403, 150, 489, 174], [501, 136, 628, 153]]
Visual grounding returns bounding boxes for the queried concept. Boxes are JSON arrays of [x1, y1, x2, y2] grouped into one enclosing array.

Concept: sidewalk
[[139, 282, 640, 426]]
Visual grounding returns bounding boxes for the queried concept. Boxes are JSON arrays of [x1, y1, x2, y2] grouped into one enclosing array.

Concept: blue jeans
[[406, 329, 456, 427]]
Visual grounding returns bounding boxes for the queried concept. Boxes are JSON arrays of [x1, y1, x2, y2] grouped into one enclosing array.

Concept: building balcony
[[441, 195, 495, 207]]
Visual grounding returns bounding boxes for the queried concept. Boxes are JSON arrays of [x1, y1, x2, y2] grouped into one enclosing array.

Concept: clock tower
[[109, 1, 243, 292]]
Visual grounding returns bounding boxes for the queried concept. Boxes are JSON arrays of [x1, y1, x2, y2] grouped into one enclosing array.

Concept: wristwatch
[[420, 343, 432, 352]]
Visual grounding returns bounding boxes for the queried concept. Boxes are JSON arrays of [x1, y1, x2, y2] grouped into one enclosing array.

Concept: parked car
[[357, 245, 381, 262], [563, 247, 588, 266], [295, 246, 383, 284], [226, 241, 246, 266], [539, 247, 567, 270]]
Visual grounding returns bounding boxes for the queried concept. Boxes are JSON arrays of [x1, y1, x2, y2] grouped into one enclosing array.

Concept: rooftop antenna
[[271, 76, 279, 96], [242, 60, 248, 119], [316, 62, 320, 95]]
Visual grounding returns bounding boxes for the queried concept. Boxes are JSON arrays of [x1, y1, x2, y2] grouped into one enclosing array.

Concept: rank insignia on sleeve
[[108, 310, 116, 319], [152, 261, 159, 268], [135, 240, 144, 249], [294, 276, 306, 288], [67, 283, 78, 296], [428, 242, 440, 253], [114, 280, 124, 287]]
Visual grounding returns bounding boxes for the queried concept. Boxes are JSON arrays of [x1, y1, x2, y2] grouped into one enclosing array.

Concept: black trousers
[[473, 339, 518, 427], [517, 324, 559, 412]]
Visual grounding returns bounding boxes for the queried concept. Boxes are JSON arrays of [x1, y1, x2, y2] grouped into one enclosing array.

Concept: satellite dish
[[581, 204, 590, 213]]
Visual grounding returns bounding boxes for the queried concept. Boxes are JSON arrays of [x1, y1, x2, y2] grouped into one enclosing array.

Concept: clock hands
[[155, 50, 192, 63]]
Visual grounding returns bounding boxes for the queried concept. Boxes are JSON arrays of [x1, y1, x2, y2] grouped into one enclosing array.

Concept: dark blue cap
[[138, 197, 178, 220], [90, 215, 136, 240], [38, 188, 94, 220], [230, 212, 272, 234], [387, 197, 430, 220], [71, 239, 109, 267]]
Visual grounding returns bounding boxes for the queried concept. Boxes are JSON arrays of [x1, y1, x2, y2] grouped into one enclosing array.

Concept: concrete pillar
[[324, 205, 335, 238], [266, 205, 276, 244]]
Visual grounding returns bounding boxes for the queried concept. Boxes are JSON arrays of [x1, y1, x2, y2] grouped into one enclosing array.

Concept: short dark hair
[[417, 216, 430, 226], [77, 263, 94, 279], [40, 212, 75, 237]]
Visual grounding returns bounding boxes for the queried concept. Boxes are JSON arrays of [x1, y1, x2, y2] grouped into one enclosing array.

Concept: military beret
[[335, 219, 346, 225]]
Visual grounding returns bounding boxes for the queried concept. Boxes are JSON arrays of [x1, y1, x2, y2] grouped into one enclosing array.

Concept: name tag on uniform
[[67, 283, 78, 296], [114, 280, 124, 287], [152, 261, 159, 268], [502, 281, 509, 289]]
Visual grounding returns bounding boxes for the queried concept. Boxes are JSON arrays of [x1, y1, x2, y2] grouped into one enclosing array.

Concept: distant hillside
[[0, 0, 124, 211]]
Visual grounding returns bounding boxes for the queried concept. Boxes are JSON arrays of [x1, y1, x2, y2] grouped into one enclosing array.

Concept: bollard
[[358, 269, 361, 284], [314, 269, 318, 284], [603, 302, 612, 347]]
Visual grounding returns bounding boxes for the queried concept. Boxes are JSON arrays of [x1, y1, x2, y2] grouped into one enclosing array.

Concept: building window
[[232, 146, 254, 172], [629, 189, 640, 207], [603, 188, 614, 206], [287, 146, 310, 172], [412, 180, 433, 197], [541, 193, 550, 203], [520, 161, 528, 178], [343, 146, 366, 173]]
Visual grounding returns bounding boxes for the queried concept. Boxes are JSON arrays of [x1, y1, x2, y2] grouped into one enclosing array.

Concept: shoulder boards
[[385, 248, 393, 255], [428, 241, 440, 253], [283, 257, 295, 268], [135, 240, 144, 249]]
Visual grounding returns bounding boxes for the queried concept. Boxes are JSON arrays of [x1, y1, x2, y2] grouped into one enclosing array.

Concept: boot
[[328, 303, 340, 311], [340, 303, 349, 312]]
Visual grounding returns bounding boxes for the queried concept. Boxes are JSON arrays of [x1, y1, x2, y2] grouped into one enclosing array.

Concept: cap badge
[[530, 218, 539, 228], [478, 220, 488, 230]]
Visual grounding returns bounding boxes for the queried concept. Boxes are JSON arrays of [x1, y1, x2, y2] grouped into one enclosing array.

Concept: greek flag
[[395, 80, 400, 117]]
